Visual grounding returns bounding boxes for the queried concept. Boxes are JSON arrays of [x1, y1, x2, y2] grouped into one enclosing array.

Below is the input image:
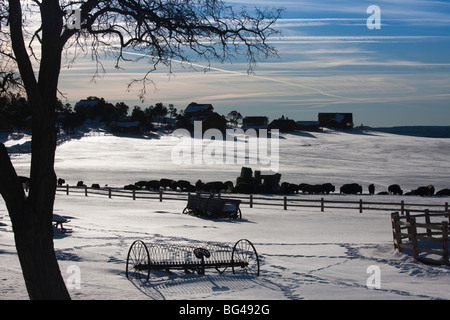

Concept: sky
[[58, 0, 450, 127]]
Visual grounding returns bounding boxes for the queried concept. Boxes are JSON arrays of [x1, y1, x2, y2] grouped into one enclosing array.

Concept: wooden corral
[[391, 210, 449, 265]]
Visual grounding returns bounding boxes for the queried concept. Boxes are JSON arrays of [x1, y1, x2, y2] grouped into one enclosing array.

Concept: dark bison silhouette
[[233, 182, 256, 194], [388, 184, 403, 195], [160, 179, 176, 190], [177, 180, 191, 191], [411, 185, 435, 196], [299, 183, 335, 194], [146, 180, 160, 191], [281, 182, 300, 194], [436, 188, 450, 196], [368, 184, 375, 194], [135, 181, 148, 188], [340, 183, 363, 194], [77, 181, 85, 187], [124, 184, 140, 190], [321, 183, 335, 194], [57, 178, 65, 186], [201, 181, 227, 193]]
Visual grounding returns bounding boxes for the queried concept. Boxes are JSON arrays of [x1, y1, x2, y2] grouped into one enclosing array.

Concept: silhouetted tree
[[0, 0, 281, 299]]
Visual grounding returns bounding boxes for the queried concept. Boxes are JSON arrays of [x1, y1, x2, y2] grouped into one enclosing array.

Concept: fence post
[[442, 221, 448, 265], [159, 190, 163, 202], [84, 186, 88, 197], [250, 195, 253, 208], [109, 188, 112, 199], [391, 212, 403, 252], [445, 202, 449, 212], [321, 198, 324, 212], [409, 217, 418, 260], [66, 185, 69, 195], [424, 209, 431, 236], [283, 197, 287, 210], [400, 200, 405, 215], [133, 189, 136, 200], [359, 199, 363, 213]]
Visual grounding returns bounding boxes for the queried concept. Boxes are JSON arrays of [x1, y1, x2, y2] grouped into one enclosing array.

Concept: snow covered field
[[1, 129, 449, 300]]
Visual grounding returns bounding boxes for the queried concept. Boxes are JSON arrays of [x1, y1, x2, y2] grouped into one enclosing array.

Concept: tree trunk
[[1, 0, 71, 299]]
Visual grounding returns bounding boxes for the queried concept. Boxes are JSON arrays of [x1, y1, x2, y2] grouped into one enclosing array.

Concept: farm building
[[176, 102, 227, 133], [184, 102, 214, 116], [296, 121, 321, 132], [268, 119, 298, 132], [110, 121, 142, 134], [318, 113, 354, 130], [242, 116, 269, 126], [241, 116, 269, 131]]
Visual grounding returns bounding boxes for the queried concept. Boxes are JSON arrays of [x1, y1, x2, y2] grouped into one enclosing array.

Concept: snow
[[1, 128, 450, 300]]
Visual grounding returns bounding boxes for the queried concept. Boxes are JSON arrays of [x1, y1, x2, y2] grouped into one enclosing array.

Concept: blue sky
[[59, 0, 450, 127]]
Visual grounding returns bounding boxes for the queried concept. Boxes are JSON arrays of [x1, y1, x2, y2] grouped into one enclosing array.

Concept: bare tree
[[0, 0, 281, 299]]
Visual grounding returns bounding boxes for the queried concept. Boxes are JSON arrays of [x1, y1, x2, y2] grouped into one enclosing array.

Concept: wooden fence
[[391, 211, 449, 265], [56, 185, 450, 215]]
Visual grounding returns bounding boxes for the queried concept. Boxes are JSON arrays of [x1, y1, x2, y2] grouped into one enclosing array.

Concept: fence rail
[[391, 211, 449, 265], [56, 185, 450, 215]]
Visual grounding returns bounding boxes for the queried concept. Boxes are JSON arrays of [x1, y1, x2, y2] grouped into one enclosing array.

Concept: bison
[[201, 181, 226, 193], [146, 180, 160, 191], [57, 178, 65, 186], [340, 183, 363, 194], [135, 181, 148, 188], [281, 182, 300, 194], [436, 188, 450, 196], [233, 182, 256, 194], [321, 183, 335, 194], [177, 180, 192, 192], [91, 183, 100, 189], [195, 180, 204, 191], [368, 184, 375, 195], [124, 184, 140, 190], [412, 185, 435, 197], [77, 181, 85, 187], [298, 183, 311, 193], [388, 184, 403, 195], [160, 179, 175, 190], [303, 184, 324, 194]]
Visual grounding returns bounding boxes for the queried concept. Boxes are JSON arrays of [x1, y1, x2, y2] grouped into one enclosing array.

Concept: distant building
[[110, 121, 142, 134], [268, 119, 298, 132], [296, 121, 321, 132], [176, 102, 227, 133], [242, 116, 269, 130], [318, 113, 353, 130], [74, 99, 100, 111], [184, 102, 214, 116]]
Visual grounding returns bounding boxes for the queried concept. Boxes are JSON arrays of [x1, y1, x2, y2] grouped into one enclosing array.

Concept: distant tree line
[[0, 93, 183, 133], [1, 92, 247, 134]]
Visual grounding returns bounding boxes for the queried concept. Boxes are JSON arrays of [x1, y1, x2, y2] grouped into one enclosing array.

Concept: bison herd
[[53, 169, 450, 198], [124, 179, 234, 194], [118, 178, 449, 198]]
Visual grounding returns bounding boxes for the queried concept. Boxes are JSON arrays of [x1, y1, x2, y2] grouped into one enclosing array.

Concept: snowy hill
[[368, 126, 450, 139], [1, 128, 450, 300], [7, 127, 450, 192]]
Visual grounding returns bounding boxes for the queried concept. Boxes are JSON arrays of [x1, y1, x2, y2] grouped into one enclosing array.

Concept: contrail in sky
[[115, 49, 368, 103], [114, 49, 449, 105]]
